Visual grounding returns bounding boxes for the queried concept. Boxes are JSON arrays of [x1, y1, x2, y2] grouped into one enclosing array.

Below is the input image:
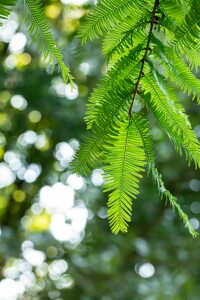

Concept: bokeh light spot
[[49, 259, 68, 279], [0, 90, 11, 104], [23, 248, 46, 266], [0, 278, 24, 300], [189, 218, 200, 230], [18, 130, 37, 147], [0, 163, 16, 188], [24, 164, 41, 183], [67, 174, 84, 190], [9, 32, 27, 54], [190, 202, 200, 214], [55, 274, 74, 289], [28, 110, 41, 123], [39, 182, 75, 214], [61, 0, 89, 4], [17, 53, 31, 67], [0, 13, 18, 43], [46, 246, 58, 259], [5, 54, 17, 69], [0, 132, 6, 147], [65, 83, 79, 100], [45, 5, 61, 19], [31, 203, 43, 215], [91, 169, 104, 186], [13, 190, 26, 203], [189, 179, 200, 192], [55, 142, 75, 166], [138, 263, 155, 278]]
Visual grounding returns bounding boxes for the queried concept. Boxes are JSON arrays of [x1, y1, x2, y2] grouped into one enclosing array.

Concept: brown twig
[[128, 0, 160, 117]]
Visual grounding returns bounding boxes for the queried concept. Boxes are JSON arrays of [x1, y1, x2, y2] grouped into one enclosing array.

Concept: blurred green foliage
[[0, 1, 200, 299]]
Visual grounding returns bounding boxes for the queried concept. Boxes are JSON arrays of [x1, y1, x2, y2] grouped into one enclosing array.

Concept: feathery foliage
[[0, 0, 73, 84], [104, 115, 146, 234], [0, 0, 17, 23], [22, 0, 73, 84], [72, 0, 200, 236], [1, 0, 200, 236]]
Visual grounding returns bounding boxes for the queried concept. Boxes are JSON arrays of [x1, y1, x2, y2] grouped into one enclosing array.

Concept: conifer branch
[[71, 0, 200, 235]]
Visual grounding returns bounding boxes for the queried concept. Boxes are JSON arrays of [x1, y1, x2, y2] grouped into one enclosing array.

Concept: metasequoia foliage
[[1, 0, 200, 236], [0, 0, 73, 84], [71, 0, 200, 236]]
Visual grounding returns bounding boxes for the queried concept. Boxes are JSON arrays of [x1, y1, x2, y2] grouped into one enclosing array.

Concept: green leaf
[[103, 115, 146, 234], [170, 0, 200, 54], [141, 71, 200, 168], [134, 114, 198, 237], [153, 37, 200, 102], [150, 166, 198, 237], [78, 0, 151, 43], [23, 0, 73, 85], [0, 0, 17, 24]]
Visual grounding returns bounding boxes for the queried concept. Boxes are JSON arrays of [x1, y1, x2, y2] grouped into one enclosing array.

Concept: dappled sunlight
[[18, 130, 37, 147], [49, 204, 88, 243], [61, 0, 89, 5], [28, 110, 41, 123], [4, 151, 23, 171], [39, 183, 75, 214], [189, 179, 200, 192], [65, 83, 79, 100], [0, 163, 16, 188], [37, 181, 88, 243], [24, 163, 41, 183], [91, 169, 104, 186], [0, 0, 200, 299], [23, 248, 46, 266], [67, 173, 85, 190], [55, 142, 75, 167], [135, 263, 155, 279], [0, 13, 18, 43], [9, 33, 27, 54], [190, 202, 200, 214], [10, 95, 27, 110], [2, 150, 41, 183], [189, 218, 199, 230], [49, 259, 68, 279], [51, 78, 79, 100], [0, 278, 24, 300]]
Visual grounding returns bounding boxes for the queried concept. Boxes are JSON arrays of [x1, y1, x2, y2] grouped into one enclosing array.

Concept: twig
[[128, 0, 160, 116]]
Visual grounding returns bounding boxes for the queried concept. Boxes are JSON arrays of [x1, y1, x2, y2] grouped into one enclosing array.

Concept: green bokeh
[[0, 1, 200, 299]]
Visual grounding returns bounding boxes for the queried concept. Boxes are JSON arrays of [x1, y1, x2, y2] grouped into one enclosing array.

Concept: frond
[[153, 37, 200, 102], [72, 0, 200, 236], [70, 130, 105, 176], [141, 71, 200, 168], [71, 89, 132, 176], [103, 115, 146, 234], [78, 0, 152, 43], [102, 14, 148, 60], [71, 47, 139, 176], [133, 114, 155, 169], [150, 166, 198, 237], [22, 0, 73, 85], [134, 114, 198, 237], [184, 48, 200, 72], [0, 0, 17, 23], [85, 44, 144, 129], [160, 0, 189, 25], [170, 0, 200, 54]]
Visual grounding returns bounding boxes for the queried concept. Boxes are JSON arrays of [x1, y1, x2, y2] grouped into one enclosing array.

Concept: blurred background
[[0, 0, 200, 299]]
